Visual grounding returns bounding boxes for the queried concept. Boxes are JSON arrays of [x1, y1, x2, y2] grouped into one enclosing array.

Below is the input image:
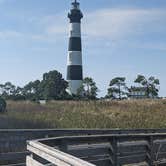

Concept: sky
[[0, 0, 166, 97]]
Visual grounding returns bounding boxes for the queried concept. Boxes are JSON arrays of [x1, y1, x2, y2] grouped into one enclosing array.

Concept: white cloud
[[44, 9, 166, 37], [44, 14, 68, 36], [1, 7, 166, 48], [44, 7, 166, 42], [0, 30, 54, 44], [83, 8, 166, 39]]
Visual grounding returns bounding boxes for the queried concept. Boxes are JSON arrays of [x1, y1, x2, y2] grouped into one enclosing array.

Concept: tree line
[[0, 70, 160, 101], [106, 76, 160, 100]]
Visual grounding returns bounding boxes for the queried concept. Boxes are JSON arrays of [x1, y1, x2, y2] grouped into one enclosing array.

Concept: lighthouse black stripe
[[67, 65, 83, 80], [68, 37, 82, 51]]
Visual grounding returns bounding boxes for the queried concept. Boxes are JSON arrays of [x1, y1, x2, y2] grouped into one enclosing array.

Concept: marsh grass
[[0, 99, 166, 129]]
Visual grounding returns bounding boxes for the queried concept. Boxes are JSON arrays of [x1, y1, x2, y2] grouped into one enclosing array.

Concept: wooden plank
[[90, 158, 113, 166], [119, 154, 147, 165], [154, 159, 166, 165], [26, 156, 44, 166], [30, 134, 166, 166], [0, 151, 29, 161], [39, 133, 166, 147], [28, 141, 95, 166], [3, 163, 26, 166], [1, 130, 166, 166], [27, 144, 70, 166], [68, 144, 110, 157], [1, 129, 166, 153], [124, 162, 148, 166]]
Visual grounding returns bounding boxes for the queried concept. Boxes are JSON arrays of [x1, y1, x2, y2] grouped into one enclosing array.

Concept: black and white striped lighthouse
[[67, 0, 83, 95]]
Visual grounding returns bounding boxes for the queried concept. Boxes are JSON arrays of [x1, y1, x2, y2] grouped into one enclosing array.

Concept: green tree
[[77, 77, 98, 99], [0, 82, 20, 100], [0, 84, 5, 96], [107, 77, 127, 99], [134, 75, 160, 98], [40, 70, 68, 100], [5, 82, 15, 93], [0, 97, 6, 112], [0, 70, 69, 101], [11, 86, 25, 100], [23, 80, 41, 100], [22, 70, 68, 100], [0, 82, 25, 100]]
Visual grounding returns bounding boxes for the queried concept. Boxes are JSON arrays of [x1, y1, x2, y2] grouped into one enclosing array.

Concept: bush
[[0, 97, 6, 112]]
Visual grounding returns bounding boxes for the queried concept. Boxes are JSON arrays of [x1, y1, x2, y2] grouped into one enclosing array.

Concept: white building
[[128, 87, 147, 99]]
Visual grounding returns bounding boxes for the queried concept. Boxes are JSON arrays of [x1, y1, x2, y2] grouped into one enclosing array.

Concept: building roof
[[129, 86, 147, 92]]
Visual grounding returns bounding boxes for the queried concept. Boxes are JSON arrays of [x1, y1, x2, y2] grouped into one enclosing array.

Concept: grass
[[0, 99, 166, 129]]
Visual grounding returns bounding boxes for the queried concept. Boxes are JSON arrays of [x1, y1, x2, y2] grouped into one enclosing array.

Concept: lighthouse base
[[67, 80, 82, 95]]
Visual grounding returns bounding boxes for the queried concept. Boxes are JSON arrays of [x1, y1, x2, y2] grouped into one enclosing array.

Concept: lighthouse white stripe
[[67, 51, 82, 65], [67, 80, 82, 95], [69, 23, 81, 37]]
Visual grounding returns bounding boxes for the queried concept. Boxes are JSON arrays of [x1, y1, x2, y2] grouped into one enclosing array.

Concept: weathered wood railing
[[27, 141, 95, 166], [2, 129, 166, 165], [27, 133, 166, 166]]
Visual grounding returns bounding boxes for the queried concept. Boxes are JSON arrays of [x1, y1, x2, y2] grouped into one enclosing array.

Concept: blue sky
[[0, 0, 166, 97]]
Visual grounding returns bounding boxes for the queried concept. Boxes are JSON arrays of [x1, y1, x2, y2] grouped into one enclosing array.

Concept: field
[[0, 99, 166, 129]]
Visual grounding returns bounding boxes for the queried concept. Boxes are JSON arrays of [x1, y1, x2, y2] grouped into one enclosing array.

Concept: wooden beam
[[27, 141, 95, 166], [26, 156, 44, 166]]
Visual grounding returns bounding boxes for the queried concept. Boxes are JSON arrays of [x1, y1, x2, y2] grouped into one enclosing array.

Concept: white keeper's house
[[128, 86, 147, 99]]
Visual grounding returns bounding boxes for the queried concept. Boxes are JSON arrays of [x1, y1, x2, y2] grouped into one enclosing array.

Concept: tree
[[22, 70, 68, 100], [0, 84, 5, 95], [0, 70, 68, 101], [77, 77, 98, 99], [11, 86, 25, 100], [0, 82, 22, 100], [0, 97, 6, 112], [23, 80, 41, 101], [134, 75, 160, 98], [40, 70, 68, 100], [107, 77, 127, 99], [4, 82, 16, 94]]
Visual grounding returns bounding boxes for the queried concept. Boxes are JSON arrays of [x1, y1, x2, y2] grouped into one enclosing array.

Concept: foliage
[[77, 77, 98, 99], [0, 97, 6, 112], [0, 73, 161, 101], [0, 82, 24, 100], [134, 75, 160, 98], [0, 70, 68, 101], [40, 70, 68, 100], [23, 80, 41, 101], [107, 77, 128, 99]]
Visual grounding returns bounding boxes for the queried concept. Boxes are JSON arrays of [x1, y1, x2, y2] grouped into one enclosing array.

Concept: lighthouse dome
[[68, 1, 83, 23]]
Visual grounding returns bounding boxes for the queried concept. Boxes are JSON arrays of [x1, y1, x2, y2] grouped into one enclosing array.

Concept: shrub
[[0, 97, 7, 112]]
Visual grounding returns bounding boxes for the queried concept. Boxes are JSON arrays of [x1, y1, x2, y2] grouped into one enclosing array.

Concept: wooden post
[[59, 139, 68, 153], [146, 136, 154, 166], [110, 136, 119, 166]]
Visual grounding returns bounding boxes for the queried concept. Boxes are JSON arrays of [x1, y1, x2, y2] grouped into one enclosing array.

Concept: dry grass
[[0, 99, 166, 129]]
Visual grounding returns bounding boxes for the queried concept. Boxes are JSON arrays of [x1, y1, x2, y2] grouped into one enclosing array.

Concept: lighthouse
[[67, 0, 83, 95]]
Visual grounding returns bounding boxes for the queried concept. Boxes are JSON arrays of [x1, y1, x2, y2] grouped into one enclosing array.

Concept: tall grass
[[0, 99, 166, 129]]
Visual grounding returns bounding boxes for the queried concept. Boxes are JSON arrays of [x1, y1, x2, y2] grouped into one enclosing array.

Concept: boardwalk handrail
[[3, 129, 166, 165], [27, 140, 95, 166], [27, 133, 166, 166]]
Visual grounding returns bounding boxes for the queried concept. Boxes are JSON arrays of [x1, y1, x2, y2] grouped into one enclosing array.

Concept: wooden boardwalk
[[27, 133, 166, 166], [1, 129, 166, 165]]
